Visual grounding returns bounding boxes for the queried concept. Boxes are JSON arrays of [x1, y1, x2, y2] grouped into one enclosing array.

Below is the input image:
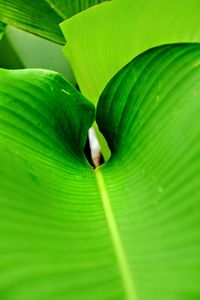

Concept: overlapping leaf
[[61, 0, 200, 103], [0, 0, 64, 43], [46, 0, 109, 19], [0, 44, 200, 299], [0, 0, 109, 43]]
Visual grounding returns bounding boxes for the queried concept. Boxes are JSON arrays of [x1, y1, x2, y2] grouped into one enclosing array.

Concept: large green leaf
[[61, 0, 200, 103], [0, 44, 200, 299], [0, 69, 111, 300], [96, 43, 200, 298]]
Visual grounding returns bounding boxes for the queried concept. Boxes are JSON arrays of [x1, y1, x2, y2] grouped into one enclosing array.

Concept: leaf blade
[[97, 43, 200, 299], [0, 69, 124, 299]]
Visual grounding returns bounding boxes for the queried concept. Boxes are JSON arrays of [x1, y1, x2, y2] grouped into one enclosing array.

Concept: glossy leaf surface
[[97, 44, 200, 298], [0, 44, 200, 299]]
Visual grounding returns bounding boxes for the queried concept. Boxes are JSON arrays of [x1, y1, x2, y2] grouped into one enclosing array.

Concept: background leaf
[[46, 0, 110, 19], [1, 26, 76, 84], [0, 33, 24, 69], [0, 0, 109, 44], [0, 22, 23, 69], [61, 0, 200, 103], [0, 0, 64, 44], [0, 21, 6, 40]]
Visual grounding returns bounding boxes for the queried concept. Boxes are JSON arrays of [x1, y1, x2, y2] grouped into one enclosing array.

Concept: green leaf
[[0, 44, 200, 299], [0, 68, 94, 158], [46, 0, 109, 19], [0, 0, 64, 43], [96, 43, 200, 298], [0, 0, 109, 44], [61, 0, 200, 103], [0, 69, 109, 300]]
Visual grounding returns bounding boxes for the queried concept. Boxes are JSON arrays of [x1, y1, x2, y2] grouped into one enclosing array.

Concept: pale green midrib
[[95, 168, 138, 300]]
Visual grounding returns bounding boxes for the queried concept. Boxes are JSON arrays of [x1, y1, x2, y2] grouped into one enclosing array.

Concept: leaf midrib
[[95, 168, 138, 300]]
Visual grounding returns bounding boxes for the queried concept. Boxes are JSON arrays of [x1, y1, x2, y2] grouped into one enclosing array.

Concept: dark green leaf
[[0, 35, 24, 69], [0, 0, 64, 43], [0, 21, 6, 40], [0, 0, 109, 44], [46, 0, 109, 19]]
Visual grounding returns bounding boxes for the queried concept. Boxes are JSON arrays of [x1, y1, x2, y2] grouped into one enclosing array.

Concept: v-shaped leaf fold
[[0, 43, 200, 299]]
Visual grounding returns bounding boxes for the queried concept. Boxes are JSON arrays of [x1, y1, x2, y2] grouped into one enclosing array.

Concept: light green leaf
[[0, 25, 75, 85], [61, 0, 200, 103], [1, 44, 200, 299], [0, 0, 64, 43], [46, 0, 109, 19]]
